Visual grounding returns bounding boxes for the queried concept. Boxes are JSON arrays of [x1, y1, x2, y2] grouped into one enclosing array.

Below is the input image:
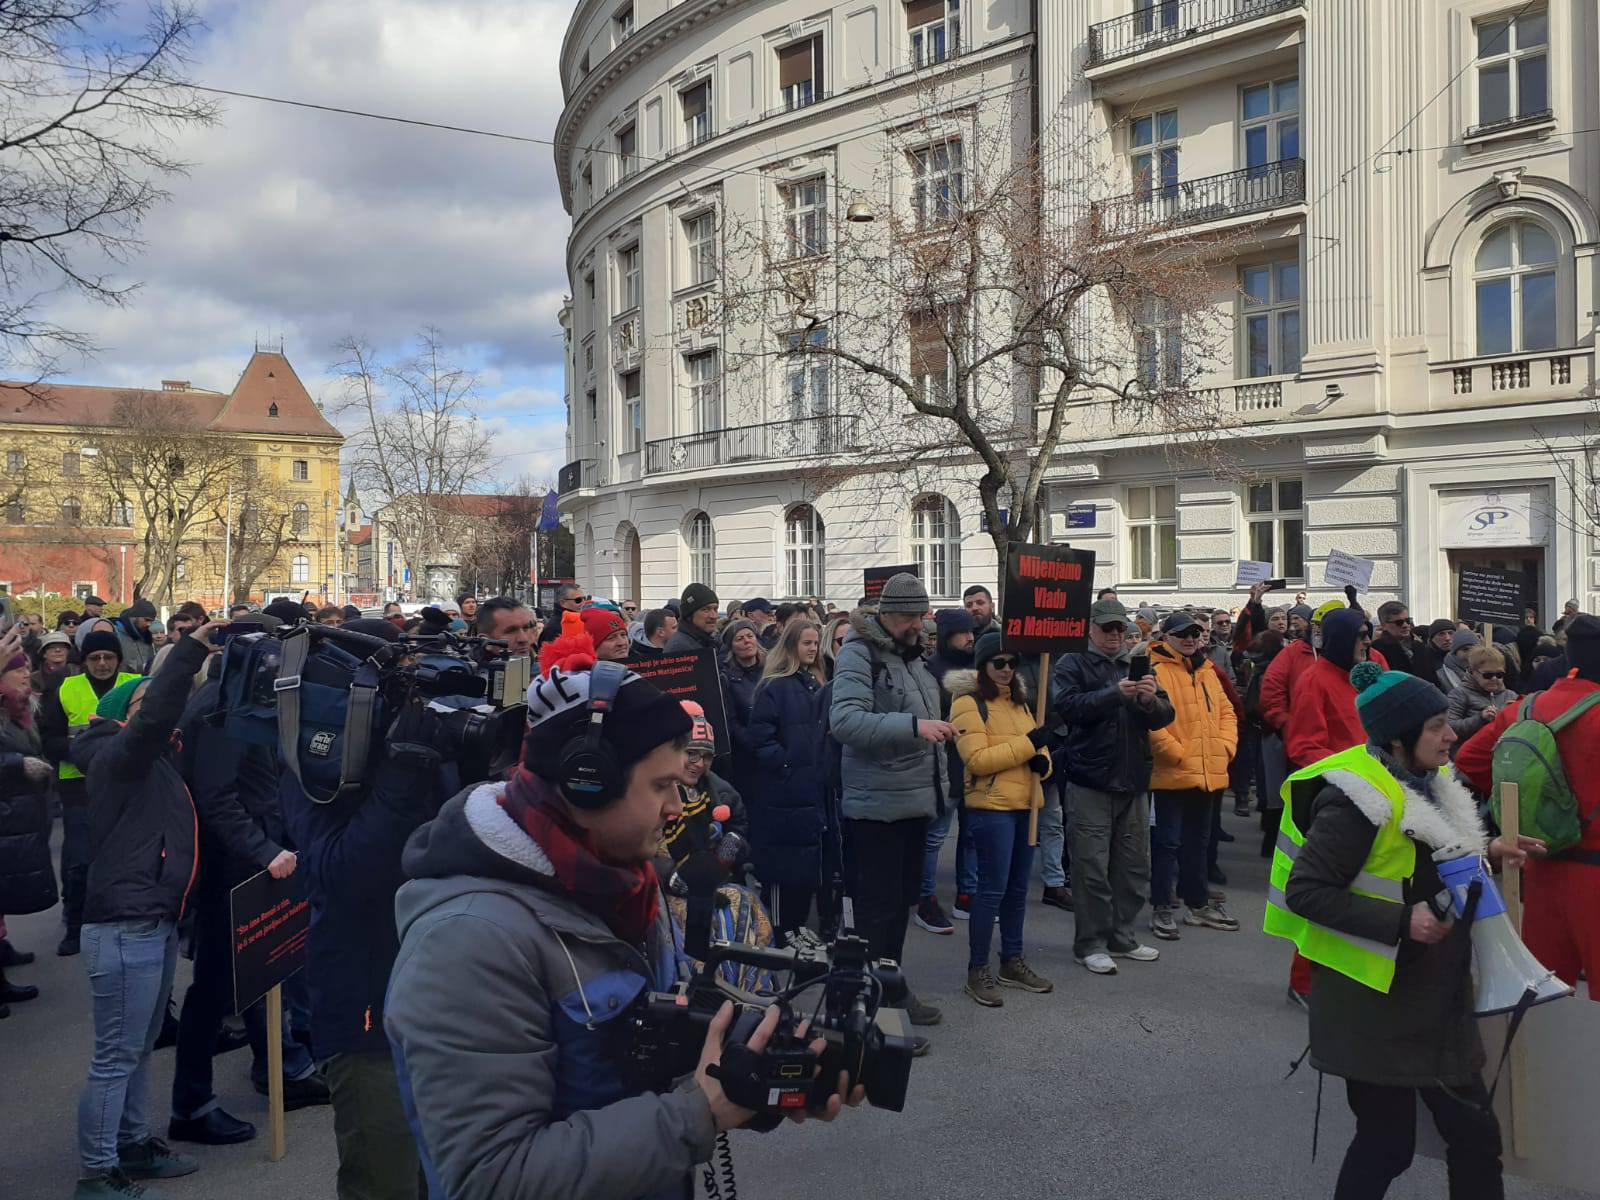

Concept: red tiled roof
[[348, 524, 373, 546], [209, 352, 339, 437]]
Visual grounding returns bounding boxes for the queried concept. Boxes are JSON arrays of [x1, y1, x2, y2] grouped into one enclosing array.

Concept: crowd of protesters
[[1, 574, 1596, 1200]]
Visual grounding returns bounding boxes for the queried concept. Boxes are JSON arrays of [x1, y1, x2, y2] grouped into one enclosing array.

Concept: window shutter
[[905, 0, 944, 29], [681, 82, 708, 118], [778, 39, 815, 88], [909, 309, 949, 377]]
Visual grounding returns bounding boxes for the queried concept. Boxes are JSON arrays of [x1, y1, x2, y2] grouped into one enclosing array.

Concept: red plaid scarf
[[500, 767, 660, 947]]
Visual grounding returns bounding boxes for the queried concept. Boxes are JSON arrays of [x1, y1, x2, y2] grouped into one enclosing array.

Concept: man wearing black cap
[[116, 598, 158, 674], [81, 596, 106, 620], [665, 582, 719, 654], [455, 593, 479, 632], [386, 661, 860, 1200]]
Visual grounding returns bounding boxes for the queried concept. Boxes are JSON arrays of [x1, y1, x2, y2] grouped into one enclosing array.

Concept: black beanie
[[264, 598, 307, 625], [521, 665, 692, 782], [81, 630, 123, 662], [1564, 614, 1600, 681], [681, 582, 718, 621]]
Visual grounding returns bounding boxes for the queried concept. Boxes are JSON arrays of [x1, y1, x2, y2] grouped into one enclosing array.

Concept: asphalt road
[[1, 808, 1587, 1200]]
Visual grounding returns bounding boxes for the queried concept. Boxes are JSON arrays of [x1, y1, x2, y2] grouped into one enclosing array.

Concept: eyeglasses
[[989, 656, 1019, 670], [685, 749, 710, 764]]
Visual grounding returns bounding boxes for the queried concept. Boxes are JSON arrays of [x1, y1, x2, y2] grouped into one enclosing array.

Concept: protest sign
[[1323, 550, 1376, 592], [625, 647, 730, 755], [1001, 543, 1096, 655], [1235, 560, 1273, 587], [863, 563, 919, 602], [1458, 565, 1527, 627], [230, 867, 310, 1014]]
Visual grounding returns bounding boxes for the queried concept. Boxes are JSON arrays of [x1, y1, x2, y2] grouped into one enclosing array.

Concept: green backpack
[[1489, 690, 1600, 854]]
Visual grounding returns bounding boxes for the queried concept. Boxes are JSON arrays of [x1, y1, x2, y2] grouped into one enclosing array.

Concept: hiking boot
[[903, 992, 942, 1026], [73, 1167, 170, 1199], [1041, 885, 1074, 912], [1109, 943, 1160, 962], [1150, 907, 1181, 940], [999, 956, 1053, 993], [116, 1138, 197, 1180], [965, 966, 1003, 1007], [912, 895, 954, 935], [1183, 904, 1240, 931], [951, 893, 972, 920], [1075, 952, 1117, 975]]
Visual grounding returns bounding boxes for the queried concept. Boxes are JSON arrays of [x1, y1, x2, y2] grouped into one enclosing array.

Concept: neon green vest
[[1262, 744, 1425, 994], [56, 672, 139, 780]]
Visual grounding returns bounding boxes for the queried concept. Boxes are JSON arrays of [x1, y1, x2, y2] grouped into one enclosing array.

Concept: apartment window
[[585, 273, 596, 304], [59, 496, 81, 523], [292, 459, 308, 481], [291, 554, 310, 584], [785, 504, 825, 598], [1247, 478, 1305, 580], [909, 308, 952, 402], [293, 501, 311, 534], [782, 177, 827, 258], [1136, 0, 1179, 36], [907, 0, 960, 66], [787, 328, 831, 421], [910, 139, 964, 227], [73, 582, 94, 600], [2, 500, 21, 524], [621, 370, 642, 452], [779, 37, 823, 110], [1475, 220, 1557, 354], [109, 499, 132, 527], [615, 4, 634, 41], [62, 450, 80, 476], [1241, 77, 1299, 172], [688, 511, 715, 585], [1134, 298, 1182, 389], [686, 351, 720, 431], [619, 244, 641, 311], [1131, 109, 1179, 201], [1126, 484, 1177, 583], [1241, 260, 1302, 376], [685, 211, 717, 285], [1475, 8, 1548, 128], [580, 162, 593, 206], [681, 81, 712, 146], [616, 123, 636, 179], [5, 450, 21, 472], [586, 391, 598, 448], [911, 495, 960, 599], [584, 342, 595, 372]]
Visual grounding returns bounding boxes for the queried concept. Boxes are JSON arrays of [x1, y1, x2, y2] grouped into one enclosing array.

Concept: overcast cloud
[[35, 0, 575, 485]]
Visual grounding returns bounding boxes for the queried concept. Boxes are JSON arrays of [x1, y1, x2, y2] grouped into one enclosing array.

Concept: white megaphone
[[1435, 852, 1574, 1016]]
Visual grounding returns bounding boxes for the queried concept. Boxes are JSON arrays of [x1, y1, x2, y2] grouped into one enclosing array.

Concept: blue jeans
[[1151, 790, 1213, 912], [966, 808, 1035, 968], [921, 802, 977, 899], [78, 919, 179, 1172], [1035, 782, 1068, 888]]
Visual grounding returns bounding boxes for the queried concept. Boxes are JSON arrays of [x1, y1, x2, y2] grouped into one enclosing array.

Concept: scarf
[[500, 766, 661, 947]]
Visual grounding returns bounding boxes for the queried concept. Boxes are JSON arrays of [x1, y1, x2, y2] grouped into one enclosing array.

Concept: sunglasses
[[1388, 618, 1413, 628], [1478, 670, 1505, 680], [1170, 629, 1201, 638], [1097, 623, 1127, 634], [989, 656, 1019, 670]]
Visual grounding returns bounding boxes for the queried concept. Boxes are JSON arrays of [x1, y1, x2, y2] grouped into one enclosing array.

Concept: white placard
[[1323, 550, 1376, 592], [1235, 560, 1273, 587]]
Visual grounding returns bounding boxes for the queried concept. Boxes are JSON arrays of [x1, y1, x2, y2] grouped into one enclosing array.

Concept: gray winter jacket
[[829, 611, 947, 822], [386, 783, 716, 1200], [1445, 680, 1517, 741]]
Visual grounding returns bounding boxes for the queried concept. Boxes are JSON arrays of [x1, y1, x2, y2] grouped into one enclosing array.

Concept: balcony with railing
[[645, 413, 859, 475], [1087, 0, 1306, 70], [557, 458, 597, 495], [1092, 158, 1304, 239]]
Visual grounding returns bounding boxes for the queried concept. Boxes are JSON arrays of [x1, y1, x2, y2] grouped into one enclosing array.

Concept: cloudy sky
[[36, 0, 574, 486]]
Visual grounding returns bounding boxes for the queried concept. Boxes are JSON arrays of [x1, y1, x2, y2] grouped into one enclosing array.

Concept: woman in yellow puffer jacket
[[947, 632, 1054, 1008], [1146, 613, 1238, 941]]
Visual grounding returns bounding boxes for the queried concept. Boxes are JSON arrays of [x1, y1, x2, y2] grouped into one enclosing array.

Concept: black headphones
[[558, 660, 628, 809]]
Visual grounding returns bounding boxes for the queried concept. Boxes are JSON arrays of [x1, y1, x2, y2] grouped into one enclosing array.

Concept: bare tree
[[0, 2, 218, 379], [333, 330, 498, 590], [192, 464, 299, 604], [712, 83, 1238, 591]]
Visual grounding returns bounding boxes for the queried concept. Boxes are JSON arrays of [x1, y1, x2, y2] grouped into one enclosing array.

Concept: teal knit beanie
[[1350, 660, 1447, 746], [95, 676, 148, 722]]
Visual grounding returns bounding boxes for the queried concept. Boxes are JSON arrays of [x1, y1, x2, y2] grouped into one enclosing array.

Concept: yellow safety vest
[[1261, 744, 1432, 994], [56, 672, 139, 780]]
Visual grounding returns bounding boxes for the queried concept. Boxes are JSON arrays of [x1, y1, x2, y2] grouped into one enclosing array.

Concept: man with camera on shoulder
[[386, 653, 860, 1200]]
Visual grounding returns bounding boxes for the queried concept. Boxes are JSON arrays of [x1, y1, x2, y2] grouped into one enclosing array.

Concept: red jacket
[[1260, 638, 1387, 739], [1284, 655, 1368, 769], [1456, 674, 1600, 853]]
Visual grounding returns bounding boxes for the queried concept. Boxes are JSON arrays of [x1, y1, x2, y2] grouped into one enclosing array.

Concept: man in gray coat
[[830, 573, 954, 1039]]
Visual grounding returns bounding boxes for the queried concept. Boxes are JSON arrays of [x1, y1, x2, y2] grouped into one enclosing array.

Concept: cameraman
[[386, 661, 858, 1200], [279, 618, 454, 1200]]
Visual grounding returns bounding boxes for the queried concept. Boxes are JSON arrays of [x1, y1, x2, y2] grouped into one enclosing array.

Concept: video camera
[[627, 916, 916, 1125]]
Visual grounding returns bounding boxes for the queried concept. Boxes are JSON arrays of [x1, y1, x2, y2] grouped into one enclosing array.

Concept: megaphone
[[1436, 853, 1574, 1016]]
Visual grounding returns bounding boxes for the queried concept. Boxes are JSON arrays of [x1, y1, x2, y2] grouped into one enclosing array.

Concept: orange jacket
[[1147, 639, 1237, 792]]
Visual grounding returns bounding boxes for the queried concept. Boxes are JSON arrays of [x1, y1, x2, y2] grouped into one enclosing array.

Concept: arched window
[[784, 504, 824, 599], [910, 496, 960, 599], [291, 554, 310, 584], [687, 511, 715, 588], [1475, 219, 1557, 354], [59, 497, 82, 524], [292, 502, 310, 535]]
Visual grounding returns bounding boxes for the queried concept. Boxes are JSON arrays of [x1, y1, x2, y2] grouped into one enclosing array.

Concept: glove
[[1028, 754, 1049, 776], [1027, 727, 1050, 749], [1344, 584, 1359, 606], [386, 698, 444, 761]]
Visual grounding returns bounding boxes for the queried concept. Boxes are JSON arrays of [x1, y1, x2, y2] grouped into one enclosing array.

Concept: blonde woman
[[820, 615, 850, 680], [1446, 645, 1517, 742]]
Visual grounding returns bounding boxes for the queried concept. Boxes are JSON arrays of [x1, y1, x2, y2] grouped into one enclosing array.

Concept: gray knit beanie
[[875, 572, 930, 615]]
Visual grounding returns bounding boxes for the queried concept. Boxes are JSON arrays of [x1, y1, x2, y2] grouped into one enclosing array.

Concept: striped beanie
[[1350, 660, 1447, 747]]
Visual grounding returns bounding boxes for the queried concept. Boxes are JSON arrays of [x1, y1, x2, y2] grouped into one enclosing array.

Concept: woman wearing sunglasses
[[1444, 645, 1517, 744], [947, 632, 1054, 1007]]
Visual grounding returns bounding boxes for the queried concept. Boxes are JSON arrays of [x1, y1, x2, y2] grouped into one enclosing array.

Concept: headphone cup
[[558, 743, 625, 809]]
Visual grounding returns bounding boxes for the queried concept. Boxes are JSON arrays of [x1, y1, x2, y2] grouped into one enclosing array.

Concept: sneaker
[[912, 895, 954, 935], [1150, 907, 1181, 940], [999, 956, 1053, 993], [116, 1137, 198, 1180], [951, 893, 972, 920], [1183, 904, 1240, 931], [1041, 885, 1074, 912], [903, 992, 942, 1027], [1286, 986, 1310, 1013], [965, 965, 1004, 1007], [73, 1167, 169, 1199], [1109, 943, 1160, 962], [1074, 952, 1117, 975]]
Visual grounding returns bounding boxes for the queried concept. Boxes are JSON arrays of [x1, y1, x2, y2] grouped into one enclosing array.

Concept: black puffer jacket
[[746, 671, 830, 888], [1285, 756, 1488, 1086], [74, 635, 209, 924], [1051, 645, 1175, 794], [0, 708, 57, 916]]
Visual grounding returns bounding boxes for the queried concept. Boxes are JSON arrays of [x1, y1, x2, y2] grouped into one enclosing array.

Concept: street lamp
[[846, 198, 875, 223]]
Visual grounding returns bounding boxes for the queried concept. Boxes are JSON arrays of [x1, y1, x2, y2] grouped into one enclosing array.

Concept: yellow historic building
[[0, 351, 344, 610]]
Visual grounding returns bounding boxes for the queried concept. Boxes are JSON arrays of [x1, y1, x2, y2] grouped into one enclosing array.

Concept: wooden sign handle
[[267, 983, 286, 1162], [1496, 781, 1530, 1161], [1029, 654, 1050, 846]]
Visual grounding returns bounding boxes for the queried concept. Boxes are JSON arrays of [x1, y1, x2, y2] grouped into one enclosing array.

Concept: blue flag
[[538, 489, 560, 532]]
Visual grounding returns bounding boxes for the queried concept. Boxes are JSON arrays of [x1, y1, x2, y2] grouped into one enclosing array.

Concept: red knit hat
[[580, 606, 628, 650]]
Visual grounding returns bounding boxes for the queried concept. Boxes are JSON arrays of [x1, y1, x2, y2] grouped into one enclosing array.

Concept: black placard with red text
[[230, 867, 311, 1014], [862, 563, 919, 602], [624, 646, 731, 757], [1001, 543, 1096, 654]]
